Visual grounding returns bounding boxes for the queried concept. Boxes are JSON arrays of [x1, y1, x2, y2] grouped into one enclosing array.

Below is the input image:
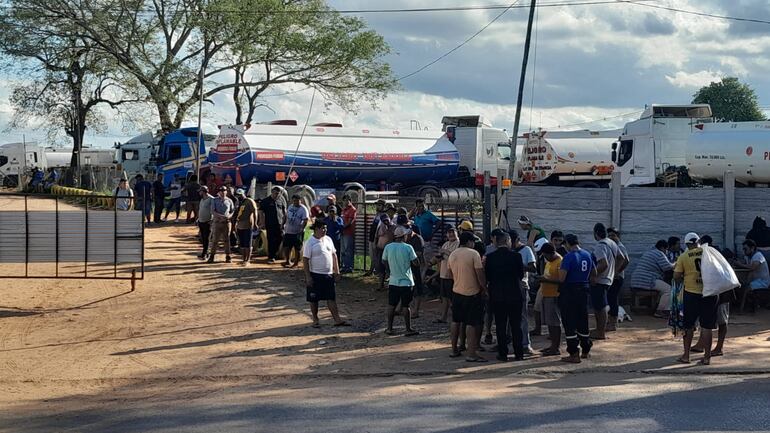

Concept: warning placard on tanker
[[215, 134, 240, 153], [254, 151, 285, 160]]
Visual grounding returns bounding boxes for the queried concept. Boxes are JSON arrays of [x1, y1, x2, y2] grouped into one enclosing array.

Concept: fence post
[[724, 170, 735, 253], [611, 171, 621, 229]]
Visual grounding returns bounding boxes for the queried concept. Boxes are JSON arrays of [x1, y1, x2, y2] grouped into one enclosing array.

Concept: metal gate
[[0, 192, 144, 288], [352, 193, 483, 271]]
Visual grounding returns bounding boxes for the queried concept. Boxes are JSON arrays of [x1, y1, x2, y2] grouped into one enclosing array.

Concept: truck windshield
[[497, 143, 511, 159], [0, 155, 7, 167], [617, 140, 633, 167], [653, 106, 712, 118]]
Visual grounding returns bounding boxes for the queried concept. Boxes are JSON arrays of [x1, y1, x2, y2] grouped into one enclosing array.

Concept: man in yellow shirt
[[535, 243, 563, 356], [674, 232, 719, 365]]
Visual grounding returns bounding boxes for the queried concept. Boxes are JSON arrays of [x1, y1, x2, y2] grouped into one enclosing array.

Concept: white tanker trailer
[[518, 129, 621, 187], [686, 122, 770, 185]]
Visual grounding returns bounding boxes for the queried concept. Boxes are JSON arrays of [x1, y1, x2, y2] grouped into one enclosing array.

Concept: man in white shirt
[[303, 219, 350, 328]]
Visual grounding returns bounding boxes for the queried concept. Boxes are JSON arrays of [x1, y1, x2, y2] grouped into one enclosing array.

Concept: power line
[[397, 0, 523, 81], [625, 1, 770, 26], [543, 110, 643, 130]]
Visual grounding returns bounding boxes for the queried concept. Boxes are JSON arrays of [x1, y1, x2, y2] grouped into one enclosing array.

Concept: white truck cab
[[441, 115, 511, 184], [613, 104, 712, 186]]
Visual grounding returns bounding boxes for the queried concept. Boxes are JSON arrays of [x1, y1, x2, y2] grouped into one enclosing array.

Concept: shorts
[[284, 232, 304, 249], [307, 273, 336, 302], [717, 303, 729, 326], [590, 283, 610, 311], [388, 285, 414, 307], [440, 278, 454, 299], [750, 280, 769, 290], [451, 292, 484, 326], [237, 228, 252, 248], [541, 297, 562, 327], [683, 291, 719, 330]]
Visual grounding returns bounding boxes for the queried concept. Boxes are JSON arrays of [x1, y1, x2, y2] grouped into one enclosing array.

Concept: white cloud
[[665, 70, 724, 88]]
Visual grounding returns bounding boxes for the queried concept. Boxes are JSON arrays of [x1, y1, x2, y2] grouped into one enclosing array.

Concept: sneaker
[[206, 256, 215, 263]]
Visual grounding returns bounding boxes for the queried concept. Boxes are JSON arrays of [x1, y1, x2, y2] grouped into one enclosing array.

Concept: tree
[[692, 77, 766, 122], [12, 0, 397, 132], [0, 7, 141, 174]]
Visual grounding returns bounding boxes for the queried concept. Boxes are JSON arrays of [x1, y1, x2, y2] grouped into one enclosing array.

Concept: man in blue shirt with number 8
[[559, 234, 597, 364]]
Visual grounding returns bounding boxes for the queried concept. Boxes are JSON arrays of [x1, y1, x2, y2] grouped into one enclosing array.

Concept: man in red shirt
[[340, 194, 357, 273]]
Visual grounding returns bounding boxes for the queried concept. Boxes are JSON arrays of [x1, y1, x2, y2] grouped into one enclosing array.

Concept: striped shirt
[[630, 248, 673, 290]]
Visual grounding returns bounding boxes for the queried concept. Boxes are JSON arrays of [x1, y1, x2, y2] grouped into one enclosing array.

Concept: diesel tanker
[[208, 115, 512, 201], [686, 122, 770, 185], [519, 129, 621, 187]]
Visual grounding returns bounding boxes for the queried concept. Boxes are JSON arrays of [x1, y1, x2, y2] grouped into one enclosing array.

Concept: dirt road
[[0, 212, 769, 432]]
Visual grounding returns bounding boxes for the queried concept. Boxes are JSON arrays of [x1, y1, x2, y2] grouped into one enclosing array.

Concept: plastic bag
[[700, 244, 740, 297]]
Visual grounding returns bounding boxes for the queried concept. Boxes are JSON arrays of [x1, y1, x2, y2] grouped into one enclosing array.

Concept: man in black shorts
[[448, 231, 487, 362], [382, 226, 420, 336]]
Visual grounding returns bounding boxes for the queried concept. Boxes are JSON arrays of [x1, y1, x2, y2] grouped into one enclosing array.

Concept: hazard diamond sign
[[288, 170, 299, 182]]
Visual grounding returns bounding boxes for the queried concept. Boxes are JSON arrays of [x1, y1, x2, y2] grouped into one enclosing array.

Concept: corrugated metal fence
[[0, 193, 144, 284]]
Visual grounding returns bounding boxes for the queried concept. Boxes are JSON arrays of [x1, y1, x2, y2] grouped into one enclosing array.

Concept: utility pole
[[507, 0, 537, 180], [195, 56, 205, 183]]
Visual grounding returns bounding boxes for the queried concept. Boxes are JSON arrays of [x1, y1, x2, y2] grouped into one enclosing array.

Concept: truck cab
[[613, 104, 712, 186], [441, 115, 511, 185], [0, 142, 43, 187], [155, 128, 212, 186]]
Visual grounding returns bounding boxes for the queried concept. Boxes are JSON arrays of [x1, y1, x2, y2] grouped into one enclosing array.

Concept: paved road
[[4, 372, 769, 432]]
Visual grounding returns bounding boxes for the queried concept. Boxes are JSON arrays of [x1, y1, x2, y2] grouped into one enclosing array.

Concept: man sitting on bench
[[630, 240, 674, 317], [733, 239, 770, 311]]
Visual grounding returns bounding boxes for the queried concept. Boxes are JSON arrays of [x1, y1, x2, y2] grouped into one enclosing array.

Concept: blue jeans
[[341, 234, 355, 271]]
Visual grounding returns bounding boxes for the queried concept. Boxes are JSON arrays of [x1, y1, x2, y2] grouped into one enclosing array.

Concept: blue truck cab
[[154, 128, 211, 187]]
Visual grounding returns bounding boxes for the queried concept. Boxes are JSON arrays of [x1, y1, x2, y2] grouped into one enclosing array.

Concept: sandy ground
[[1, 197, 769, 431]]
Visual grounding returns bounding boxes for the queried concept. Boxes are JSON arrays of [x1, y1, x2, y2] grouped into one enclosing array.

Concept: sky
[[2, 0, 770, 147]]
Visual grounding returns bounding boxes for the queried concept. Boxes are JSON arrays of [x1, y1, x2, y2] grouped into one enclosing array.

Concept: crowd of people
[[113, 174, 770, 365]]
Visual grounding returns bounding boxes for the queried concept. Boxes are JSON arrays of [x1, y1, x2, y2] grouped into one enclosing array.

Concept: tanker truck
[[518, 129, 620, 187], [686, 121, 770, 185], [612, 104, 713, 186], [208, 115, 512, 201]]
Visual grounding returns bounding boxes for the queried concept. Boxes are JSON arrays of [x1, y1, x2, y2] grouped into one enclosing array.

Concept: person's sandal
[[404, 330, 420, 337], [541, 348, 560, 357]]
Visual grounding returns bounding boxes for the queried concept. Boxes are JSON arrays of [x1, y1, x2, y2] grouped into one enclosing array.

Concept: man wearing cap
[[535, 243, 563, 356], [382, 226, 420, 336], [589, 223, 626, 340], [303, 219, 350, 327], [183, 175, 200, 224], [606, 227, 630, 331], [235, 189, 258, 265], [114, 178, 134, 211], [326, 194, 342, 216], [323, 207, 344, 261], [674, 232, 719, 365], [207, 186, 234, 263], [458, 220, 485, 257], [559, 234, 596, 363], [485, 231, 525, 361], [197, 186, 214, 259], [531, 237, 550, 337], [259, 186, 287, 263], [283, 194, 309, 268], [517, 215, 546, 248], [448, 231, 488, 362]]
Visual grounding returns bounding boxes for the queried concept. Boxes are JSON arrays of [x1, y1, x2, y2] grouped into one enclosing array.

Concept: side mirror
[[611, 142, 617, 151], [611, 150, 617, 162]]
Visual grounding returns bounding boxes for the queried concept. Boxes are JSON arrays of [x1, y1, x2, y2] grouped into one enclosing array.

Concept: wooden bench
[[629, 289, 660, 314]]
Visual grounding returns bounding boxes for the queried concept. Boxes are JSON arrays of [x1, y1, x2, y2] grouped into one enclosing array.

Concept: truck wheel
[[343, 183, 365, 205], [3, 175, 18, 188], [287, 184, 316, 210]]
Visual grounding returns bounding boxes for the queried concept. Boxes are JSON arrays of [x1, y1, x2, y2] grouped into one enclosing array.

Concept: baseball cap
[[235, 188, 245, 196], [684, 232, 700, 244], [534, 237, 550, 253], [458, 220, 474, 231], [217, 185, 227, 192], [200, 185, 209, 192], [517, 215, 532, 225], [396, 214, 409, 226], [394, 226, 411, 239], [326, 193, 336, 201]]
